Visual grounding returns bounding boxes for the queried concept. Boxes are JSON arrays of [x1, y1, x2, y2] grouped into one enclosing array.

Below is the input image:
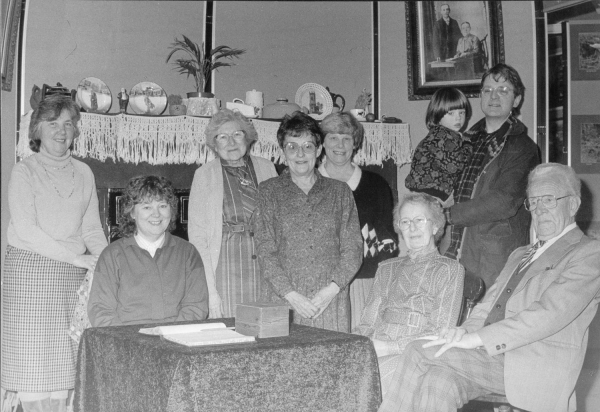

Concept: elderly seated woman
[[88, 175, 209, 326], [353, 192, 464, 397]]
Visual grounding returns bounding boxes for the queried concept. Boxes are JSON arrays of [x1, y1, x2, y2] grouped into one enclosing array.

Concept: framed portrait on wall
[[570, 116, 600, 174], [405, 1, 505, 100]]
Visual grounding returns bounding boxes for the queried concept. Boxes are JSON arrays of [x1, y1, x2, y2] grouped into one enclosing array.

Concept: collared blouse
[[255, 169, 363, 332], [354, 250, 464, 354]]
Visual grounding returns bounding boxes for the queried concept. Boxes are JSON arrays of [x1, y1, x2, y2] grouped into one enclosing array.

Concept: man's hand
[[420, 327, 483, 357], [310, 282, 340, 319], [285, 291, 319, 319]]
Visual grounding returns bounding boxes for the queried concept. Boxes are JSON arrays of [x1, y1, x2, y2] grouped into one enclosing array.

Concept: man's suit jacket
[[432, 17, 461, 60], [462, 227, 600, 412]]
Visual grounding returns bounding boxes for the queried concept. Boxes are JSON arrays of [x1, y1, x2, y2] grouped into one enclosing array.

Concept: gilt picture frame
[[406, 1, 505, 100], [1, 0, 22, 91]]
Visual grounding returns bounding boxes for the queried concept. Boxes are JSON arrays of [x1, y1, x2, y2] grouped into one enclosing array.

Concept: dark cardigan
[[352, 170, 398, 279]]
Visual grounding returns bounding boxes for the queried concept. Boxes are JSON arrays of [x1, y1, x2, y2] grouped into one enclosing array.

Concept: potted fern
[[166, 35, 246, 98]]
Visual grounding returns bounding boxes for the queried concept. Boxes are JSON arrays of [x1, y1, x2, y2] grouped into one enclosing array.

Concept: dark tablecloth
[[74, 318, 381, 412]]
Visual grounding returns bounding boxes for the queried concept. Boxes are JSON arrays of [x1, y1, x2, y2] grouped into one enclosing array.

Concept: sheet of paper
[[162, 329, 256, 347], [139, 322, 226, 336]]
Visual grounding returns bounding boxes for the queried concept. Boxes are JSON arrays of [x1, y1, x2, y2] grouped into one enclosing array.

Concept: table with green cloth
[[74, 318, 382, 412]]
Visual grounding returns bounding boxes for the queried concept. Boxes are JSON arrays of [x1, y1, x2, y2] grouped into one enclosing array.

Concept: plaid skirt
[[1, 246, 86, 392]]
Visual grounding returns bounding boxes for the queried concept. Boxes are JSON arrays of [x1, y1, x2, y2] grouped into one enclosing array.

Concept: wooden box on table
[[235, 303, 289, 338]]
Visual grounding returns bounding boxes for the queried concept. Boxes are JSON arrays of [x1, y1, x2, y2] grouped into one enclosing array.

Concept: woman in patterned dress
[[188, 109, 277, 318], [1, 96, 108, 412], [354, 193, 464, 397], [318, 112, 398, 330], [255, 112, 363, 333]]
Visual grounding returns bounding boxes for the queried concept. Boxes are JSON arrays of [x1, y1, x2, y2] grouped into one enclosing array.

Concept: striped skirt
[[215, 228, 260, 318], [1, 246, 86, 391]]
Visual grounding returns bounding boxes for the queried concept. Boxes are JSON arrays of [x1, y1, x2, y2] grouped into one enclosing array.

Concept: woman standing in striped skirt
[[188, 109, 277, 318], [1, 95, 108, 412]]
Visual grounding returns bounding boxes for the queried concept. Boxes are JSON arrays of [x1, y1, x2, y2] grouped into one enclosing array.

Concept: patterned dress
[[405, 124, 472, 202], [216, 158, 262, 317], [255, 170, 363, 333], [354, 250, 464, 396]]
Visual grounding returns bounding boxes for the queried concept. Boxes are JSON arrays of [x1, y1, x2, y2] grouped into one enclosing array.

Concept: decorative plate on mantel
[[295, 83, 333, 120], [129, 81, 167, 115], [76, 77, 112, 113]]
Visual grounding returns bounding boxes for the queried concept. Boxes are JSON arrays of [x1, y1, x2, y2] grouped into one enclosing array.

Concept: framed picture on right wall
[[564, 21, 600, 173]]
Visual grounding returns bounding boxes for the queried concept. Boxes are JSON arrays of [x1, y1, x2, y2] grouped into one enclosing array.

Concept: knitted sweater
[[7, 148, 107, 264]]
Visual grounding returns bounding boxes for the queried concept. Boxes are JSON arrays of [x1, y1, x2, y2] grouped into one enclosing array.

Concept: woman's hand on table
[[73, 254, 99, 272], [310, 282, 340, 319], [285, 291, 319, 319], [372, 339, 392, 357]]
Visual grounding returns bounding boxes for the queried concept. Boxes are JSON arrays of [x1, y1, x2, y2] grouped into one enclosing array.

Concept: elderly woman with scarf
[[188, 109, 278, 318]]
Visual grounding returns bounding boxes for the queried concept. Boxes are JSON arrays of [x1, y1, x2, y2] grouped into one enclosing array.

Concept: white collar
[[533, 222, 578, 260], [134, 233, 166, 257], [318, 159, 362, 191]]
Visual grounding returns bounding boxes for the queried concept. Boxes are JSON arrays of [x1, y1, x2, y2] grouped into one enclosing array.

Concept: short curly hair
[[393, 192, 446, 243], [276, 111, 324, 149], [29, 95, 81, 152], [118, 175, 179, 238], [320, 112, 364, 150], [204, 109, 258, 150]]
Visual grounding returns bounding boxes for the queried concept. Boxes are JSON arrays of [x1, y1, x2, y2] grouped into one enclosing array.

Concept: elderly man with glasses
[[379, 162, 600, 412], [440, 63, 540, 291]]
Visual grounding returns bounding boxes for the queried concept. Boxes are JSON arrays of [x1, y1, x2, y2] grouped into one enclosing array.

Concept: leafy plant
[[355, 88, 372, 111], [166, 35, 246, 93], [168, 94, 183, 105]]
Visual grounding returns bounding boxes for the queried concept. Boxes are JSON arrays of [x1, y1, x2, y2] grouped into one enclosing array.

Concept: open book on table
[[139, 322, 256, 347]]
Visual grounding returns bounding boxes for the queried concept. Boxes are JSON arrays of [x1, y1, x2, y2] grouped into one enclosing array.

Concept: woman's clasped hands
[[285, 282, 340, 320]]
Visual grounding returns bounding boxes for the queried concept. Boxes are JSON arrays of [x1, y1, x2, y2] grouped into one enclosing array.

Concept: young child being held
[[405, 87, 473, 204]]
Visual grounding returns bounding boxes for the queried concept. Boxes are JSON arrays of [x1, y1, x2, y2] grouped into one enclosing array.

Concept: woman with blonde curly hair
[[88, 175, 208, 327]]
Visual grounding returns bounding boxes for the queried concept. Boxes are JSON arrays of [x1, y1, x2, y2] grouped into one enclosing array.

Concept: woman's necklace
[[37, 158, 75, 199], [36, 157, 70, 170]]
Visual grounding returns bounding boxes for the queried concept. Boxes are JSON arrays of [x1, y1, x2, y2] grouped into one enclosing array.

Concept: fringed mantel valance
[[17, 112, 412, 166]]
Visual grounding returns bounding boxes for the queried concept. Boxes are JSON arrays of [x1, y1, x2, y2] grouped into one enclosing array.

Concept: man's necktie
[[516, 240, 546, 273]]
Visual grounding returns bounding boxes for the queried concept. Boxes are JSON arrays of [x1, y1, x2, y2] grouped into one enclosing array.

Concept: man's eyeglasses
[[397, 216, 428, 231], [215, 130, 246, 144], [284, 141, 317, 154], [524, 195, 571, 211], [481, 86, 513, 97]]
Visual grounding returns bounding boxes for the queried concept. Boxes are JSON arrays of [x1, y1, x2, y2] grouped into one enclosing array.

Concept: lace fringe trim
[[17, 112, 411, 166]]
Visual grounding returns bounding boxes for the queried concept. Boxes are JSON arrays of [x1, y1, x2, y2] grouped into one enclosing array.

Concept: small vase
[[187, 91, 215, 99], [169, 105, 187, 116]]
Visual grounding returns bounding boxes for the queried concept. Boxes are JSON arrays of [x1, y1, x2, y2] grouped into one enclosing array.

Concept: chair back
[[459, 273, 485, 325]]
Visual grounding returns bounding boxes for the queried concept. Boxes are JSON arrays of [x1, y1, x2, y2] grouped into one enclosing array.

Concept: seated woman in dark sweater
[[88, 175, 209, 326], [318, 112, 398, 330]]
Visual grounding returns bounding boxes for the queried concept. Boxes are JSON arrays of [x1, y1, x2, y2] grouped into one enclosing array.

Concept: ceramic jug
[[326, 87, 345, 113]]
